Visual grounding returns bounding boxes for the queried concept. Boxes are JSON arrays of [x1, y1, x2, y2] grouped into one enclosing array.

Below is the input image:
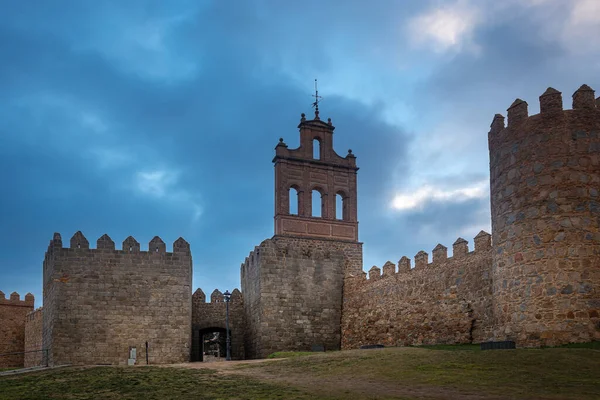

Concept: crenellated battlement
[[240, 239, 273, 273], [193, 288, 243, 304], [192, 288, 245, 359], [42, 229, 193, 366], [46, 231, 191, 255], [356, 231, 492, 282], [0, 291, 35, 307], [488, 83, 600, 347], [0, 290, 35, 368], [342, 231, 494, 349], [489, 84, 599, 133]]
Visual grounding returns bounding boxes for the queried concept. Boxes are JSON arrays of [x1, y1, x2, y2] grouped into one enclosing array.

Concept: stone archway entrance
[[191, 326, 227, 362]]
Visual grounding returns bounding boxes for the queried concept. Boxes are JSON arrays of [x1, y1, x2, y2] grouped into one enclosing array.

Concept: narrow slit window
[[289, 187, 299, 215], [312, 190, 322, 217], [313, 138, 321, 160], [336, 194, 343, 220]]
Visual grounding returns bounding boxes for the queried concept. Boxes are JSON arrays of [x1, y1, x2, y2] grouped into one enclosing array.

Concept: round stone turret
[[488, 84, 600, 346]]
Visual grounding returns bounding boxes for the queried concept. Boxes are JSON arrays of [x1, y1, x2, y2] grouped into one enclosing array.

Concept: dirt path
[[167, 358, 284, 370], [168, 360, 519, 400]]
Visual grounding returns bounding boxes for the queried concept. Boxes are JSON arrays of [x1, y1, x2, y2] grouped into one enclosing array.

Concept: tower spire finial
[[312, 78, 322, 120]]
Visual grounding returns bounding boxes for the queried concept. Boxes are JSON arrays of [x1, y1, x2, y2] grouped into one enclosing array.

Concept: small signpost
[[128, 347, 137, 366]]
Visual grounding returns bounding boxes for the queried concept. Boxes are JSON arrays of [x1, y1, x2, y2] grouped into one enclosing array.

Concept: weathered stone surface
[[3, 85, 599, 364], [489, 84, 600, 346], [42, 233, 192, 366], [0, 292, 34, 368], [241, 236, 360, 359], [241, 110, 363, 359], [341, 236, 493, 349], [192, 289, 245, 360], [24, 307, 43, 367]]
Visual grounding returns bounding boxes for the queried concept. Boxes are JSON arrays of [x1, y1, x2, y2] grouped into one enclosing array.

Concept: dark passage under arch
[[191, 326, 227, 362]]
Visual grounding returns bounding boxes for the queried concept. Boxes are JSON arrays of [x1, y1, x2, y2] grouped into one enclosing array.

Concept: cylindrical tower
[[489, 84, 600, 347]]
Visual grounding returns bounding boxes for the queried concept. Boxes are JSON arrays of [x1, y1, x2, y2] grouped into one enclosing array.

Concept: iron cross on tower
[[312, 78, 322, 119]]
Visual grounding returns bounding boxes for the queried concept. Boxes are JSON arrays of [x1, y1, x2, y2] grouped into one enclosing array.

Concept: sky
[[1, 0, 599, 306]]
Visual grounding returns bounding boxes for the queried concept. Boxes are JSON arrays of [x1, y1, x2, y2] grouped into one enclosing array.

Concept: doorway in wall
[[191, 326, 227, 362]]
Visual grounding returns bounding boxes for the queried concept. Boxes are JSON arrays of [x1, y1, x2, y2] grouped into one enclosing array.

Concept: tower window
[[289, 186, 299, 215], [313, 138, 321, 160], [312, 189, 323, 217], [336, 193, 344, 220], [336, 191, 349, 221]]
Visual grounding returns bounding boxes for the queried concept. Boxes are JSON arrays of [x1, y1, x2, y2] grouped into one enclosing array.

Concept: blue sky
[[1, 0, 599, 305]]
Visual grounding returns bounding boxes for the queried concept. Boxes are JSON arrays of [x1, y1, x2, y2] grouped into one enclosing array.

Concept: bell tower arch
[[273, 110, 359, 241]]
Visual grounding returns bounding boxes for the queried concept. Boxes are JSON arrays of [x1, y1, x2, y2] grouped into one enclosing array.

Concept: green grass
[[414, 341, 600, 351], [0, 366, 330, 400], [1, 346, 599, 399], [550, 341, 600, 349], [267, 351, 315, 359], [411, 343, 481, 351], [243, 346, 600, 399]]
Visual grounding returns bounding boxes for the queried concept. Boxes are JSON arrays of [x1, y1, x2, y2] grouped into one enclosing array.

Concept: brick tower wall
[[0, 292, 34, 368], [43, 231, 192, 366], [341, 233, 493, 349], [489, 85, 600, 346], [241, 236, 362, 359], [274, 113, 359, 242]]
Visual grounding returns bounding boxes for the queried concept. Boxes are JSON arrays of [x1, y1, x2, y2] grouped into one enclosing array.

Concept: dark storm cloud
[[357, 1, 598, 270], [5, 0, 596, 298], [419, 6, 600, 123], [0, 0, 411, 300]]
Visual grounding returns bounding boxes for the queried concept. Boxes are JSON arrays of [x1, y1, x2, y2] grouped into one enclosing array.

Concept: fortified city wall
[[43, 231, 192, 366], [489, 85, 600, 346], [341, 232, 493, 348], [192, 288, 245, 360], [241, 109, 364, 359], [241, 235, 361, 359], [2, 84, 598, 365], [0, 291, 34, 368], [343, 83, 599, 349]]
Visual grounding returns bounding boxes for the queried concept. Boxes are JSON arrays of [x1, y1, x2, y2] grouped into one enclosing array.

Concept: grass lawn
[[234, 346, 600, 399], [0, 366, 323, 400], [267, 351, 315, 359], [0, 345, 598, 399]]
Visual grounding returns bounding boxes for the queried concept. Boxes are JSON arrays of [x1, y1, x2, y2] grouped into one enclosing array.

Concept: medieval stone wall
[[0, 291, 34, 368], [489, 85, 600, 346], [192, 288, 245, 360], [241, 242, 263, 359], [43, 231, 192, 366], [241, 236, 361, 359], [24, 307, 43, 367], [341, 232, 493, 349]]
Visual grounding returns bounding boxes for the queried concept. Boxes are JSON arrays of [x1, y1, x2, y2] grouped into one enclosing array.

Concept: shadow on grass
[[267, 351, 320, 359], [412, 341, 600, 351], [410, 343, 481, 351], [547, 341, 600, 350]]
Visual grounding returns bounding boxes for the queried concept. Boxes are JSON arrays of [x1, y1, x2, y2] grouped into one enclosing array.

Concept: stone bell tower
[[273, 107, 359, 242], [241, 98, 363, 359]]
